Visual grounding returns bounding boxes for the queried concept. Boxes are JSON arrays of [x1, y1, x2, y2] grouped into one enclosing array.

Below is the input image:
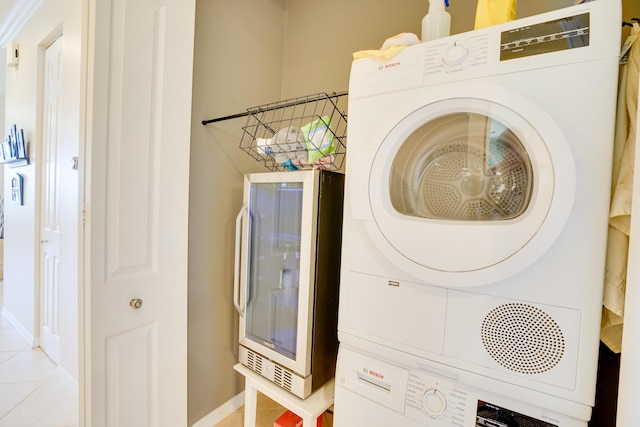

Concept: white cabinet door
[[83, 0, 195, 425]]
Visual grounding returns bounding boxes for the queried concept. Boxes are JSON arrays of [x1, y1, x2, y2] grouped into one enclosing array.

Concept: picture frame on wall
[[10, 173, 23, 206], [17, 129, 26, 159], [1, 124, 30, 167]]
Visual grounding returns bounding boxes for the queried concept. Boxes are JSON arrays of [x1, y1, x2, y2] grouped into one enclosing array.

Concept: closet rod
[[201, 91, 348, 126]]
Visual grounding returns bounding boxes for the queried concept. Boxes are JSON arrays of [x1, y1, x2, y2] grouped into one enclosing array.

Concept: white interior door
[[40, 35, 63, 364], [83, 0, 196, 425]]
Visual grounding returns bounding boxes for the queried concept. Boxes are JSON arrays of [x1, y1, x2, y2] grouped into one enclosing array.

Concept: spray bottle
[[422, 0, 451, 42]]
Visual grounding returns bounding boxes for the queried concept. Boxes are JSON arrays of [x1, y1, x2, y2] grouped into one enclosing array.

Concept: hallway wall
[[2, 0, 82, 383], [0, 47, 4, 208]]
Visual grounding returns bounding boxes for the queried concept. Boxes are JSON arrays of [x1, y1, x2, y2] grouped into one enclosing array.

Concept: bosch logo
[[368, 369, 384, 379], [378, 62, 401, 71]]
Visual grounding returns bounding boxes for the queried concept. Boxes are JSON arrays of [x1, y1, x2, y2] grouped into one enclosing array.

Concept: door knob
[[40, 239, 48, 244], [129, 298, 143, 309]]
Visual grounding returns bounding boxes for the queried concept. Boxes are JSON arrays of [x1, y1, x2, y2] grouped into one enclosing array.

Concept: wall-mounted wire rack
[[202, 91, 348, 172]]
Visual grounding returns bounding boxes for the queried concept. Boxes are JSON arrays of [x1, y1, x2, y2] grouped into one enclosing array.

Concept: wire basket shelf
[[240, 92, 347, 172]]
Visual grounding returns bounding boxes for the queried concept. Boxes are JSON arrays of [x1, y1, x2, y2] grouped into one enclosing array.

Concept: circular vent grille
[[481, 303, 565, 375]]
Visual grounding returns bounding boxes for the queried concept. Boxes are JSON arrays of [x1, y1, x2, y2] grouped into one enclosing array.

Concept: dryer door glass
[[389, 112, 533, 221], [364, 96, 573, 285]]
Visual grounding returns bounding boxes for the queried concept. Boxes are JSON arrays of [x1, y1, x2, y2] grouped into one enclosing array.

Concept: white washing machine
[[335, 1, 621, 426]]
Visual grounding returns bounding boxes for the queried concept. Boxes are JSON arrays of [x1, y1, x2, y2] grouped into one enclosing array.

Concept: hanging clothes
[[601, 22, 640, 353]]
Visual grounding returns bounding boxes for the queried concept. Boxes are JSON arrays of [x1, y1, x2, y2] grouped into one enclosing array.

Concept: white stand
[[234, 364, 335, 427]]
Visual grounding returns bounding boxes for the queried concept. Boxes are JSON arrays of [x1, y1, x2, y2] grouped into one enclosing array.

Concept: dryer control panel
[[424, 33, 491, 77], [500, 12, 589, 61], [423, 11, 590, 82], [350, 0, 617, 99]]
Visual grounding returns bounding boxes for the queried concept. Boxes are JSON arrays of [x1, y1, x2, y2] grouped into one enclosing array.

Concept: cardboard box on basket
[[274, 410, 322, 427]]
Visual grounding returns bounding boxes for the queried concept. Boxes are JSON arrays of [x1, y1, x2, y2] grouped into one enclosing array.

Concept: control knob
[[443, 41, 469, 66], [423, 388, 447, 415]]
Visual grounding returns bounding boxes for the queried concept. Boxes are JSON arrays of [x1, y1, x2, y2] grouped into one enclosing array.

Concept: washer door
[[365, 96, 575, 287]]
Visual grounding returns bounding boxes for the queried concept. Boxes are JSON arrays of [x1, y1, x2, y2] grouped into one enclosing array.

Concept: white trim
[[0, 0, 45, 47], [190, 392, 245, 427], [56, 365, 79, 397], [1, 306, 37, 348], [617, 71, 640, 426]]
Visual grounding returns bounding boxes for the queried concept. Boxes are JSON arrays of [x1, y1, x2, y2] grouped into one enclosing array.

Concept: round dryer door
[[366, 96, 576, 287]]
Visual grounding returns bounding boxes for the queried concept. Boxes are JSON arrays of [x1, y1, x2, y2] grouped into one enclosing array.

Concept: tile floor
[[1, 281, 330, 427], [0, 283, 79, 427], [213, 393, 333, 427]]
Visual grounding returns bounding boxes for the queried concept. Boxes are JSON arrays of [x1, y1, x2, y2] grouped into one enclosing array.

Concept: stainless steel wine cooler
[[234, 169, 344, 398]]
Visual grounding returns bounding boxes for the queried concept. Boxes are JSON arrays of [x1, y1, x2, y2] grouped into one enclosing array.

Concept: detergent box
[[274, 410, 323, 427]]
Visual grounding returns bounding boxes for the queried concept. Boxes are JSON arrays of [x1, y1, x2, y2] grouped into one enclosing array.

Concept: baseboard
[[1, 307, 37, 347], [56, 365, 79, 398], [191, 391, 245, 427]]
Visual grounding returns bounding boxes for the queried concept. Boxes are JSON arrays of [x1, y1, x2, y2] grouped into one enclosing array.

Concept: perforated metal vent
[[246, 350, 263, 373], [243, 348, 295, 393], [481, 303, 565, 375], [274, 365, 293, 392]]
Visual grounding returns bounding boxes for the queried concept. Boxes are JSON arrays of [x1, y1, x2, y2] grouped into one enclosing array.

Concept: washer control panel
[[423, 388, 447, 415], [405, 370, 475, 426], [404, 368, 562, 426], [338, 346, 573, 425]]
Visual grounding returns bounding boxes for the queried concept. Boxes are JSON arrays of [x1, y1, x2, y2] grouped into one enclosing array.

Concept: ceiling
[[0, 0, 37, 47], [0, 0, 24, 97], [0, 0, 18, 23]]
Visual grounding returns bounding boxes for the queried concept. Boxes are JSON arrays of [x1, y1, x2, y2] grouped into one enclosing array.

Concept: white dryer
[[335, 1, 621, 426]]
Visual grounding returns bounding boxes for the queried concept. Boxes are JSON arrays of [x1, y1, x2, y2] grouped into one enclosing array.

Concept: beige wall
[[188, 1, 436, 421], [623, 1, 640, 35], [187, 0, 626, 424], [188, 0, 286, 424], [280, 0, 425, 99], [278, 0, 580, 99]]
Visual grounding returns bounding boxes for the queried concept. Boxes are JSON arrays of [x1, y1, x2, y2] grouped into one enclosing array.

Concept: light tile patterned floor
[[1, 282, 331, 427], [0, 284, 79, 427]]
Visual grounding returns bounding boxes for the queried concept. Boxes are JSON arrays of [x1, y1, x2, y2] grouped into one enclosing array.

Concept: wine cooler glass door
[[247, 180, 302, 359]]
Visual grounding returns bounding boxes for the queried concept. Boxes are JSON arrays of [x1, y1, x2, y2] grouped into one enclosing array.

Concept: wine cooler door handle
[[234, 203, 249, 317]]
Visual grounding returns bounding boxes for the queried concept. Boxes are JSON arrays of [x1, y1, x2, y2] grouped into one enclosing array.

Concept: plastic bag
[[302, 116, 335, 164]]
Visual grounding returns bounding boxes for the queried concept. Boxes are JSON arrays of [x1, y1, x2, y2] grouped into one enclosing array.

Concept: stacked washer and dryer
[[334, 1, 621, 426]]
